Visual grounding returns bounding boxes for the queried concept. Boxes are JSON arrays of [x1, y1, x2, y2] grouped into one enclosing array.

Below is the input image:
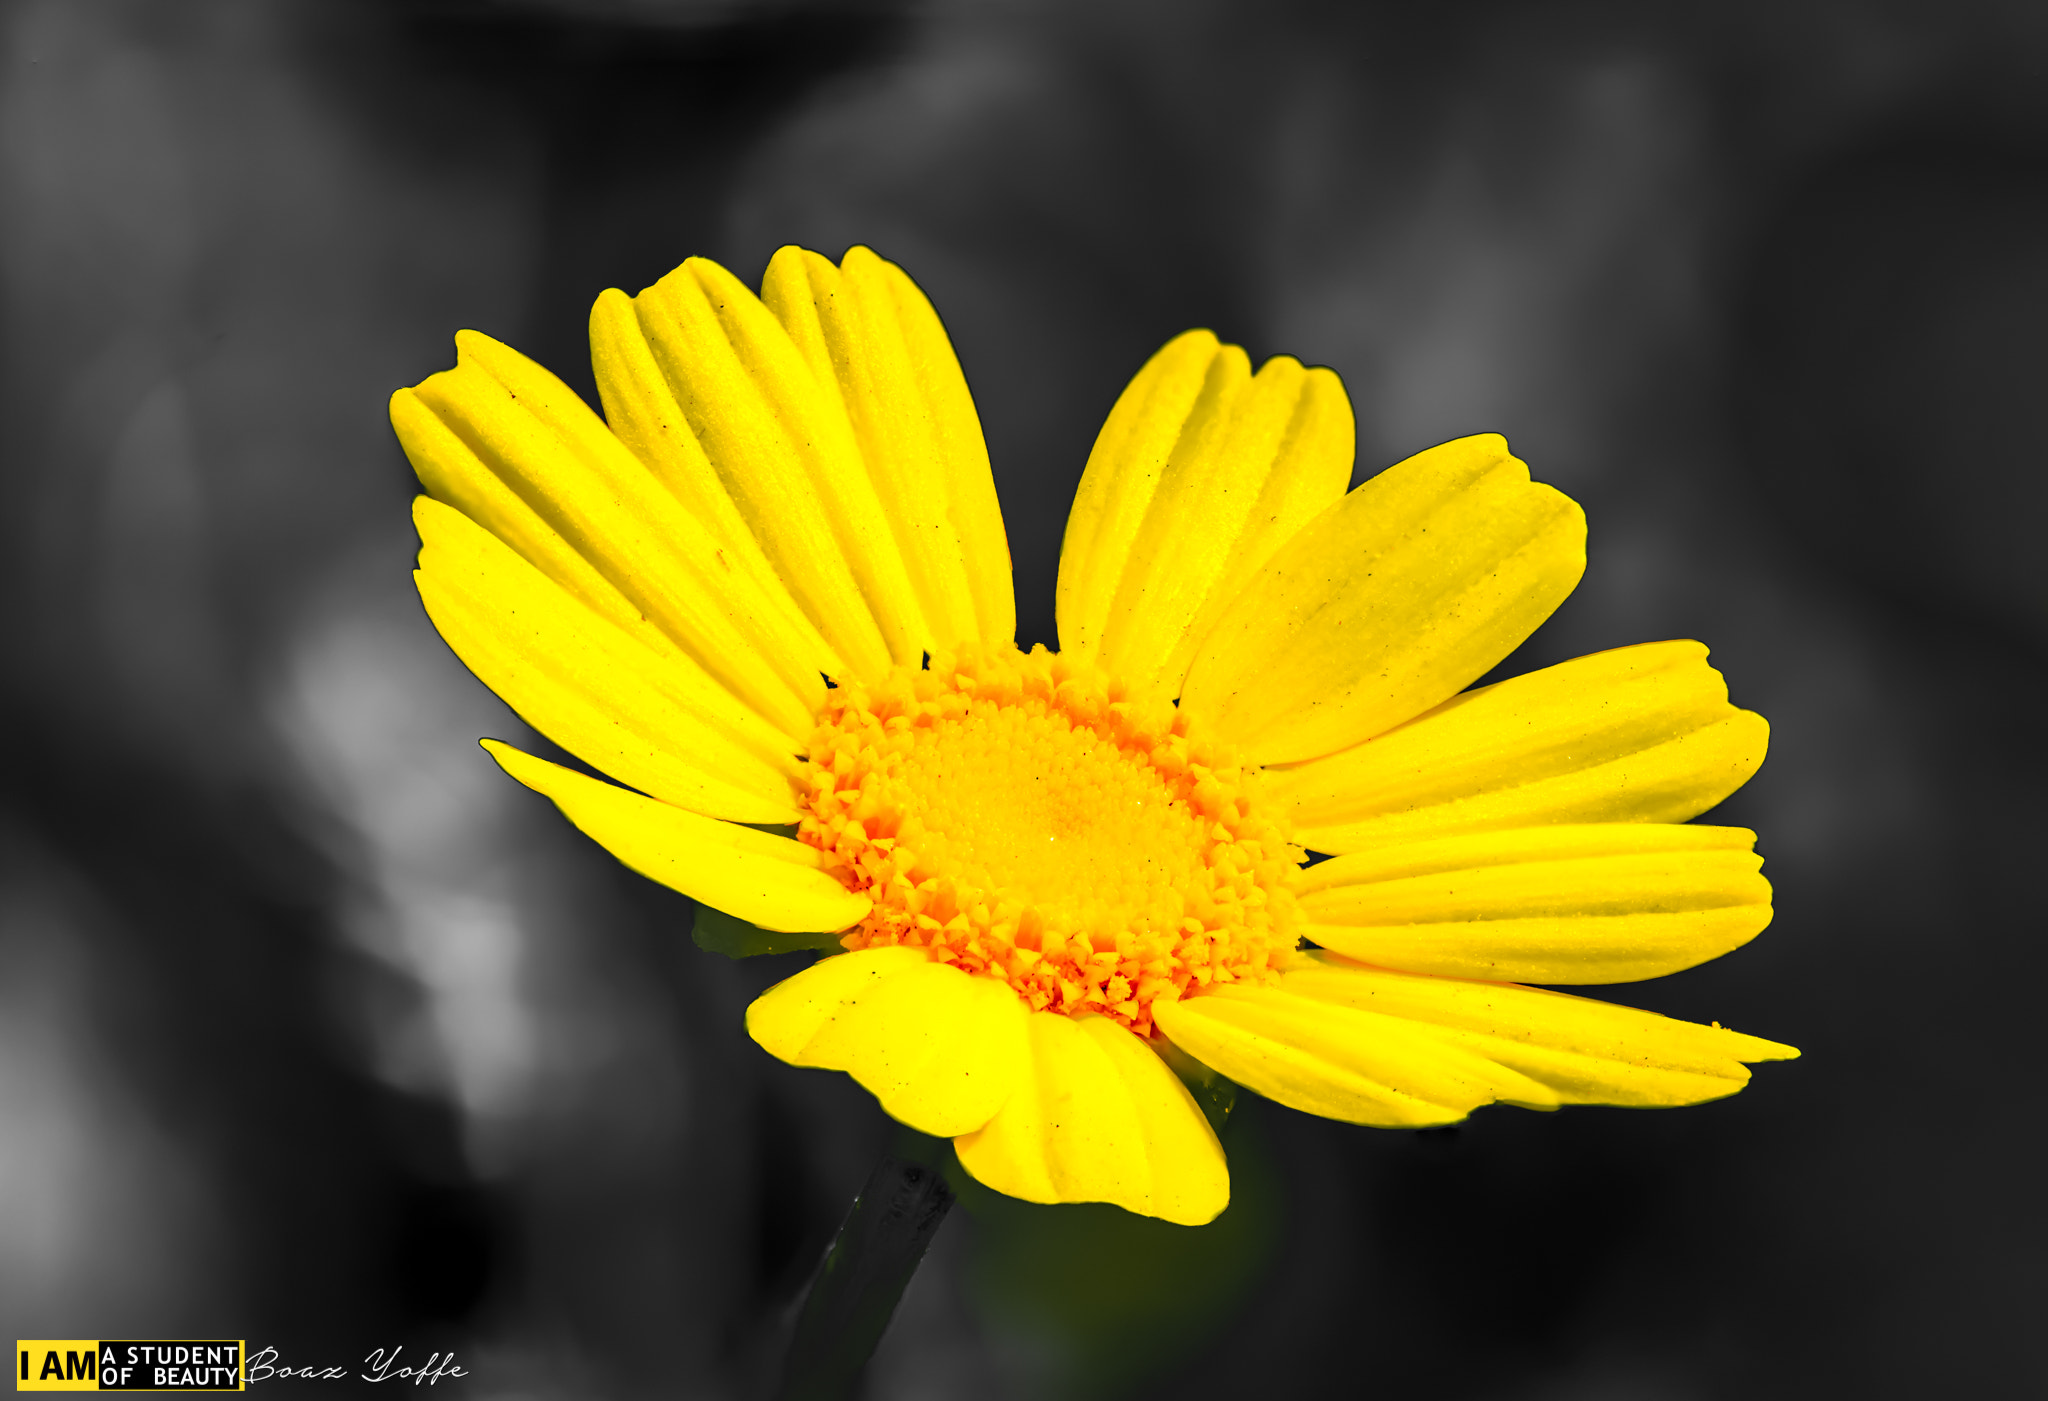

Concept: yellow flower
[[391, 246, 1795, 1227]]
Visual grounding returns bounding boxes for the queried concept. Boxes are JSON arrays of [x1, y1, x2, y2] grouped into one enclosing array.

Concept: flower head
[[393, 246, 1795, 1227]]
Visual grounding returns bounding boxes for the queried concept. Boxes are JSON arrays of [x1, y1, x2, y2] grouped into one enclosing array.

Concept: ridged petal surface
[[1058, 331, 1217, 661], [415, 498, 803, 823], [1159, 951, 1795, 1125], [763, 246, 1015, 651], [392, 331, 826, 738], [1294, 823, 1772, 983], [583, 291, 849, 681], [1055, 331, 1353, 698], [747, 948, 1028, 1137], [393, 389, 659, 654], [1266, 640, 1768, 852], [598, 256, 928, 678], [484, 740, 868, 933], [1155, 983, 1561, 1128], [1180, 434, 1586, 765], [954, 1012, 1229, 1225]]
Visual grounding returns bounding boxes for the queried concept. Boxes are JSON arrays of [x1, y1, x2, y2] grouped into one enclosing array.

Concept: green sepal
[[690, 903, 847, 959]]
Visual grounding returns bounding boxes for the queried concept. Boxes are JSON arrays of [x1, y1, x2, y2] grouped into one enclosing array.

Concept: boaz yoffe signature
[[245, 1346, 468, 1386]]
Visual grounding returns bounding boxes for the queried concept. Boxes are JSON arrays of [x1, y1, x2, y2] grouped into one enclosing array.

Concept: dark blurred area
[[3, 0, 2044, 1396]]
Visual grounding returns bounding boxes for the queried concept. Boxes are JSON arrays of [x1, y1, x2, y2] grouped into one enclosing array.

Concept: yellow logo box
[[17, 1343, 243, 1393]]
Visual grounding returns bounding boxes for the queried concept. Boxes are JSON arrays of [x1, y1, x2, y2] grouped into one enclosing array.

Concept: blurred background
[[4, 0, 2045, 1396]]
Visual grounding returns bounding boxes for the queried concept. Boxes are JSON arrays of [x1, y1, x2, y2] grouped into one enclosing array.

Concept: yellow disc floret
[[798, 642, 1303, 1037]]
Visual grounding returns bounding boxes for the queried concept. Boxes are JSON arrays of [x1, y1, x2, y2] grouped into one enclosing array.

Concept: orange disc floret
[[797, 641, 1303, 1037]]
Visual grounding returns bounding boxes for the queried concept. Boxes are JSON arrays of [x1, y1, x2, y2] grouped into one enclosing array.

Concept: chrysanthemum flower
[[392, 246, 1795, 1227]]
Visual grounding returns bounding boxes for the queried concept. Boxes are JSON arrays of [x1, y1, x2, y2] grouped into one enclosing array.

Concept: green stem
[[774, 1153, 955, 1401]]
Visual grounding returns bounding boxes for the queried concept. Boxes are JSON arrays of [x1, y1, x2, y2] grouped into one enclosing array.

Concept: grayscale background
[[3, 1, 2043, 1396]]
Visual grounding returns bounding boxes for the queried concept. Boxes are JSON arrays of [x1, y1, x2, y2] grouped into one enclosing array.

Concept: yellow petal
[[483, 739, 868, 933], [395, 332, 826, 738], [1180, 434, 1586, 765], [954, 1013, 1229, 1225], [392, 386, 665, 652], [415, 497, 803, 822], [584, 288, 850, 678], [1057, 330, 1222, 662], [1294, 823, 1772, 983], [1266, 640, 1768, 852], [1101, 354, 1354, 698], [1161, 363, 1353, 693], [1155, 984, 1561, 1129], [746, 945, 929, 1057], [1285, 951, 1796, 1108], [614, 256, 926, 677], [746, 948, 1028, 1137], [762, 246, 1015, 651]]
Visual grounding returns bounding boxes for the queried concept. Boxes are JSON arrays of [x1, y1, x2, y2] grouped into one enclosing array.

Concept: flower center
[[798, 642, 1302, 1036]]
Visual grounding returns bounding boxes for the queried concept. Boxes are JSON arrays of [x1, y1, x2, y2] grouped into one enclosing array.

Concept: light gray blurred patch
[[271, 537, 550, 1170], [0, 826, 225, 1333]]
